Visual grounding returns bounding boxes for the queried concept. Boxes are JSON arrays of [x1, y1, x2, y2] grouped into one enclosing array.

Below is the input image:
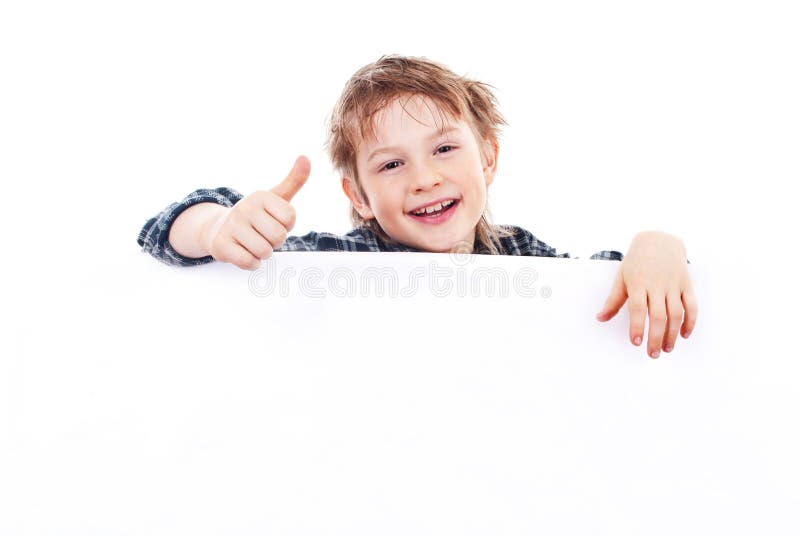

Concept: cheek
[[373, 186, 404, 214], [473, 184, 489, 210]]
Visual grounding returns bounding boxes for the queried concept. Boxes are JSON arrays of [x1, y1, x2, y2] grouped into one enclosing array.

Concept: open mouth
[[407, 199, 459, 224]]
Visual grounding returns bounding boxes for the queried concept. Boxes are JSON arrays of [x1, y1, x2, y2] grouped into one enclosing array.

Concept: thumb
[[596, 268, 627, 321], [271, 156, 310, 201]]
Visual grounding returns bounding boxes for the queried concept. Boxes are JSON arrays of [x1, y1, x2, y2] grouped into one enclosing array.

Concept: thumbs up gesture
[[202, 156, 311, 270]]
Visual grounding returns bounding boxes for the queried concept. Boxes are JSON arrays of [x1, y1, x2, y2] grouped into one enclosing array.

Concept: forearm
[[168, 203, 229, 259]]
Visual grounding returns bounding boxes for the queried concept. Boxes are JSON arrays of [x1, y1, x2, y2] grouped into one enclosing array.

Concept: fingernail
[[650, 350, 660, 359], [664, 345, 673, 352], [682, 330, 691, 338], [634, 336, 642, 346]]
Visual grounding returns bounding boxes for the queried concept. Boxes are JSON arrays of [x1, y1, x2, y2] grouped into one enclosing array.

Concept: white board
[[1, 250, 791, 535]]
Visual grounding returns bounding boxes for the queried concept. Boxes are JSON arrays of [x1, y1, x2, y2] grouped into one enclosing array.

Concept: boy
[[138, 55, 697, 359]]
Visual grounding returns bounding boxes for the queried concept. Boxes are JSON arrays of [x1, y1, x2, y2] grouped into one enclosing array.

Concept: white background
[[0, 0, 796, 533], [0, 0, 796, 262]]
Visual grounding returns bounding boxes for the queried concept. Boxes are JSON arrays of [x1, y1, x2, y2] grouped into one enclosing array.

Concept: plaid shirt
[[137, 187, 625, 267]]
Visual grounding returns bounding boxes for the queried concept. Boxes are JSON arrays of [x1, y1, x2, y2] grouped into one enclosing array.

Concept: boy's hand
[[202, 156, 310, 270], [595, 231, 698, 359]]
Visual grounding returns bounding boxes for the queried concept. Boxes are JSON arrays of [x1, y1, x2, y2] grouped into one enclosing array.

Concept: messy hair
[[325, 54, 514, 254]]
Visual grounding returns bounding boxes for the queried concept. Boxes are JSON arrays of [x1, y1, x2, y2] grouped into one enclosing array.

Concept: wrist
[[632, 230, 687, 259], [198, 204, 230, 256], [168, 202, 229, 259]]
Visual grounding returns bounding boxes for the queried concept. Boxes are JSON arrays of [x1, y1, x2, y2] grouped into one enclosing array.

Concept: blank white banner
[[0, 250, 791, 535]]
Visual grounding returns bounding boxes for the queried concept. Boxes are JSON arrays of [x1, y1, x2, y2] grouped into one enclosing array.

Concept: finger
[[270, 155, 311, 202], [680, 283, 699, 338], [216, 240, 261, 271], [627, 288, 647, 347], [260, 194, 296, 232], [646, 291, 667, 359], [596, 268, 627, 321], [251, 213, 288, 249], [233, 226, 274, 261], [662, 291, 683, 352]]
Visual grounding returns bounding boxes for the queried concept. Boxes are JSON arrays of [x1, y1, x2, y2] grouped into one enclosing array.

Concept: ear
[[482, 137, 500, 187], [341, 177, 375, 220]]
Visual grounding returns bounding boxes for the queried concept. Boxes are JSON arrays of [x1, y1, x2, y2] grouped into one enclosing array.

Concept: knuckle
[[236, 255, 255, 270], [631, 314, 647, 324], [244, 195, 268, 214], [221, 245, 250, 268], [274, 228, 287, 245], [228, 209, 249, 228], [264, 196, 294, 227], [649, 334, 664, 347], [246, 191, 269, 205], [666, 330, 679, 342], [256, 241, 274, 259], [214, 243, 233, 262], [285, 207, 296, 230], [629, 301, 646, 313]]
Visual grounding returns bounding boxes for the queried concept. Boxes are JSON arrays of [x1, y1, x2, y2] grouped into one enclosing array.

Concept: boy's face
[[343, 95, 498, 253]]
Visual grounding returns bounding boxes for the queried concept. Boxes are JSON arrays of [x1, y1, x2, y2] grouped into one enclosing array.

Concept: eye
[[380, 161, 401, 172], [378, 145, 456, 173]]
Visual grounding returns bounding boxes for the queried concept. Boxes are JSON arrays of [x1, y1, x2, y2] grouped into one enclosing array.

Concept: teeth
[[412, 199, 455, 215], [426, 203, 443, 214]]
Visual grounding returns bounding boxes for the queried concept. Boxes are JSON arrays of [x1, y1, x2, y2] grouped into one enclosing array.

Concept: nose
[[411, 162, 442, 193]]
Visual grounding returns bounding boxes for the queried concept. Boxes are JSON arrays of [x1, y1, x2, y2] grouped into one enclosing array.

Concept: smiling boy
[[138, 54, 697, 358], [344, 93, 497, 253]]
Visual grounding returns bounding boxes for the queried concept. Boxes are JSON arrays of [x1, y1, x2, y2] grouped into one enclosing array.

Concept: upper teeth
[[413, 199, 454, 215]]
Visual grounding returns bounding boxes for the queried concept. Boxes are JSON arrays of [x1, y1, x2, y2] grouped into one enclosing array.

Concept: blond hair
[[325, 54, 514, 254]]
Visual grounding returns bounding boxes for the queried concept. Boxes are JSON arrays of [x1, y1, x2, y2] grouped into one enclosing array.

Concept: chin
[[417, 236, 462, 254], [423, 244, 451, 254]]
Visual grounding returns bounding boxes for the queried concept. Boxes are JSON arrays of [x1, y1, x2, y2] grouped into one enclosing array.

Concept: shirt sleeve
[[137, 187, 244, 267], [275, 230, 387, 252], [275, 232, 324, 252], [589, 250, 625, 261], [503, 226, 623, 261], [588, 250, 691, 263]]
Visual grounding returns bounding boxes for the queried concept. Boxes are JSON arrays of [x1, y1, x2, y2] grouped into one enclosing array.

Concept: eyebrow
[[367, 126, 460, 163]]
